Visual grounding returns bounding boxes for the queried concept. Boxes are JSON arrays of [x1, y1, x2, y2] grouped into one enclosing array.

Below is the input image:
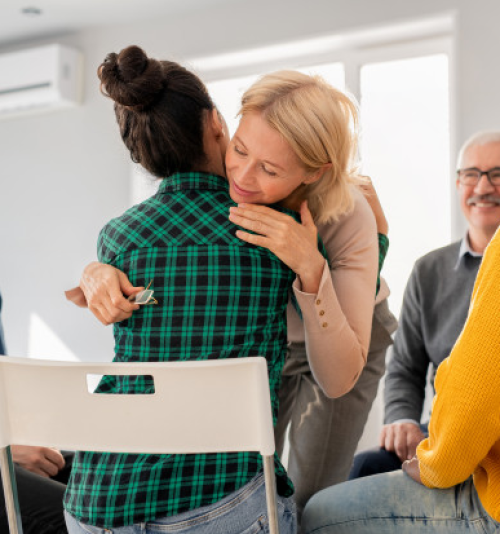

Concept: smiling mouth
[[468, 201, 500, 208], [232, 181, 258, 196], [472, 202, 499, 208]]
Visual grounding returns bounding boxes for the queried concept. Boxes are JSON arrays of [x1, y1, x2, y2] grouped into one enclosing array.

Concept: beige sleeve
[[290, 189, 379, 398]]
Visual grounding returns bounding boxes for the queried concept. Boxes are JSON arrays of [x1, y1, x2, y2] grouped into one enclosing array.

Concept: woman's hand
[[359, 177, 389, 235], [228, 201, 325, 294], [79, 262, 143, 325]]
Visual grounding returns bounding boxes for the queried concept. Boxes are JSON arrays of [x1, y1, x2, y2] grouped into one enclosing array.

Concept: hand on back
[[228, 201, 324, 294], [359, 177, 389, 236], [75, 262, 143, 325]]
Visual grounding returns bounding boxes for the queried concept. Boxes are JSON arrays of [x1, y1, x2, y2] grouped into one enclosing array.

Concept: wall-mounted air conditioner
[[0, 44, 83, 119]]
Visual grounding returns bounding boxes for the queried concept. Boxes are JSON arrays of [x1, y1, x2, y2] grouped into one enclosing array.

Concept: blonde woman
[[225, 72, 396, 524]]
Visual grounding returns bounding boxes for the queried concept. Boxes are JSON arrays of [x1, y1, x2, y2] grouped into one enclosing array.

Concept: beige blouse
[[289, 188, 379, 398]]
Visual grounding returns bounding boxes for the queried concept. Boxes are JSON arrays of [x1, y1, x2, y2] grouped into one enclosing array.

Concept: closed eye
[[233, 145, 247, 156], [262, 164, 277, 176]]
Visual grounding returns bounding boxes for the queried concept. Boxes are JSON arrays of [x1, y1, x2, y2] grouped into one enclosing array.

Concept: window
[[359, 53, 450, 314]]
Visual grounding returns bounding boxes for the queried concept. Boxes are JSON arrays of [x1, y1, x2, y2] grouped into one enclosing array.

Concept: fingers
[[45, 448, 66, 471], [381, 423, 423, 462], [379, 425, 389, 448], [35, 448, 65, 477], [11, 445, 64, 478], [394, 427, 409, 462], [380, 424, 396, 451], [65, 286, 88, 307], [299, 200, 315, 228], [81, 262, 142, 325], [233, 203, 291, 220], [229, 209, 268, 236], [118, 270, 142, 297], [229, 204, 292, 232], [234, 230, 272, 250], [229, 203, 320, 280], [358, 175, 374, 190], [91, 286, 137, 325]]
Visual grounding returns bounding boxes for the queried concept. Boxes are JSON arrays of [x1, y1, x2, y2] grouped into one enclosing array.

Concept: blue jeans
[[65, 473, 296, 534], [302, 470, 499, 534]]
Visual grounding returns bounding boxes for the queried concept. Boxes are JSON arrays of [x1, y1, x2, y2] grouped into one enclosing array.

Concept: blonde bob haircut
[[239, 70, 361, 224]]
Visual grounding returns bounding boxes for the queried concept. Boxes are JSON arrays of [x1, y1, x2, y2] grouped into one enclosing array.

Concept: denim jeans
[[302, 470, 500, 534], [65, 473, 296, 534]]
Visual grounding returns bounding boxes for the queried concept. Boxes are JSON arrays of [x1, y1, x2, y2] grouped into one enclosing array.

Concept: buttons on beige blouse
[[316, 299, 327, 326]]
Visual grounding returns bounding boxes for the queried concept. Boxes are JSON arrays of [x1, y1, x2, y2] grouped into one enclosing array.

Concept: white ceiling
[[0, 0, 230, 48]]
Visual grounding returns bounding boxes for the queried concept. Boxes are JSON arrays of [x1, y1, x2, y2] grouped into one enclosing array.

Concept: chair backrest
[[0, 356, 276, 455]]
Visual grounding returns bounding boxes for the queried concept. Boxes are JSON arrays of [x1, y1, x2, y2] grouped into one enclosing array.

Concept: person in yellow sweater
[[301, 225, 500, 533]]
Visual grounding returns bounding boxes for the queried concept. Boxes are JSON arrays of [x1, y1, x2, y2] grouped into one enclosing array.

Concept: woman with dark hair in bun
[[63, 45, 298, 534]]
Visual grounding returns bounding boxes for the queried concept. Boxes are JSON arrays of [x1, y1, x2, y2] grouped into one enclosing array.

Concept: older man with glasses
[[348, 130, 500, 479]]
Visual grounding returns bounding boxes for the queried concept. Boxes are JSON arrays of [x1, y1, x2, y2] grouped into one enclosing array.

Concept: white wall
[[1, 0, 499, 365]]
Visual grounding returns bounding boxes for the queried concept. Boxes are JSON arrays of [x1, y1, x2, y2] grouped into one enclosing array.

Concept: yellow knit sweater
[[417, 227, 500, 521]]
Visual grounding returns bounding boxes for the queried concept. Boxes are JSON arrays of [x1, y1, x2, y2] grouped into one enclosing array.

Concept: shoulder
[[97, 196, 161, 261], [412, 241, 461, 275], [402, 241, 465, 301], [317, 188, 377, 253]]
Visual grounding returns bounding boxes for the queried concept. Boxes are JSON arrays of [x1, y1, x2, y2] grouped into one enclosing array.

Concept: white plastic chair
[[0, 356, 281, 534]]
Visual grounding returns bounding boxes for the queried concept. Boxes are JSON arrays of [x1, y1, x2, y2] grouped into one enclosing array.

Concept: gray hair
[[457, 130, 500, 168]]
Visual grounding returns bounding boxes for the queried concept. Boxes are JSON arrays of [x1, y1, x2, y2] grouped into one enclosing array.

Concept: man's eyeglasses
[[457, 167, 500, 186], [128, 280, 158, 305]]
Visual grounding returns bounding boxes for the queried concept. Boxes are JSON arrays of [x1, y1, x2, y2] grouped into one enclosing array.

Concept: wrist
[[297, 253, 324, 294]]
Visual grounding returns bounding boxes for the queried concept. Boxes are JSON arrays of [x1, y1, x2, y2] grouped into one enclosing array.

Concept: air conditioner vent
[[0, 44, 83, 120]]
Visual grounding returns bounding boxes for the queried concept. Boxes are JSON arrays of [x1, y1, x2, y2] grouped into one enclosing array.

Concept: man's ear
[[303, 163, 332, 185]]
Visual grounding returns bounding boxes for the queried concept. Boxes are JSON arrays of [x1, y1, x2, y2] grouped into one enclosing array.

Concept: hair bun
[[98, 45, 164, 111]]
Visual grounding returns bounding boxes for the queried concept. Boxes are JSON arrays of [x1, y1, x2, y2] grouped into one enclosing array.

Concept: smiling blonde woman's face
[[225, 112, 316, 205]]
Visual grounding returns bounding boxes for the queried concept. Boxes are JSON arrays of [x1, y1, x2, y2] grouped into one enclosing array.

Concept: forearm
[[384, 276, 430, 423], [384, 376, 427, 424], [293, 261, 373, 398]]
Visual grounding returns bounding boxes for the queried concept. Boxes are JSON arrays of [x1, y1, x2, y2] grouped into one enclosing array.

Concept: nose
[[236, 161, 256, 186], [474, 173, 495, 194]]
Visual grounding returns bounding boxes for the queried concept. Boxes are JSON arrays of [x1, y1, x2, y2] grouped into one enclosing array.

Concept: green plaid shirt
[[376, 233, 389, 294], [64, 172, 296, 528]]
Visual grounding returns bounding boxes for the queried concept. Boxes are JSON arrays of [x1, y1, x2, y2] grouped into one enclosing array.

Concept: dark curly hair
[[98, 45, 214, 177]]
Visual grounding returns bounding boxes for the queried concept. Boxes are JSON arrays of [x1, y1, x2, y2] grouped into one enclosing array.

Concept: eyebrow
[[233, 135, 286, 171]]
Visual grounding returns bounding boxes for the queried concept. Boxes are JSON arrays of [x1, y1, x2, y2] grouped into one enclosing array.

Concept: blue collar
[[454, 233, 483, 270]]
